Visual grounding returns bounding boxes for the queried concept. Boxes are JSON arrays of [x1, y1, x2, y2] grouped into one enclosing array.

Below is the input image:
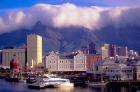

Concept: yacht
[[28, 74, 74, 89]]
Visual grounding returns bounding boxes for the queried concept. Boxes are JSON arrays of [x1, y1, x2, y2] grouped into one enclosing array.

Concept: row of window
[[59, 60, 73, 63], [59, 65, 73, 69], [48, 60, 85, 63], [48, 65, 85, 69]]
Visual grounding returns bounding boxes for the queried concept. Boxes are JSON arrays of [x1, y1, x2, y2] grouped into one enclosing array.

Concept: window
[[96, 66, 98, 71]]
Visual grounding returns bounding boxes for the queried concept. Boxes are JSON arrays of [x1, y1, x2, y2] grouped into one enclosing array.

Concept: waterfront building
[[135, 61, 140, 81], [45, 51, 59, 71], [93, 60, 134, 81], [45, 50, 86, 72], [2, 49, 25, 69], [86, 54, 102, 72], [74, 50, 87, 71], [88, 42, 96, 54], [103, 62, 133, 81], [27, 34, 42, 68]]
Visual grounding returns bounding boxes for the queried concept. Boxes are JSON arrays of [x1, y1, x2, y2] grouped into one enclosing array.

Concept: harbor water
[[0, 79, 139, 92]]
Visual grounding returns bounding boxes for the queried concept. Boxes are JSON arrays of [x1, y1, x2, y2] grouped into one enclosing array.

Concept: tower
[[89, 42, 96, 54], [101, 44, 109, 59], [27, 34, 42, 68]]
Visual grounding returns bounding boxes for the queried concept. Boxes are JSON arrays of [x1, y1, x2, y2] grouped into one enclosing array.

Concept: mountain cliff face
[[0, 22, 140, 53]]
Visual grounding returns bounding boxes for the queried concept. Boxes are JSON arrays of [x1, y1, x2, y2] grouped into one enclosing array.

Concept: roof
[[59, 53, 77, 59]]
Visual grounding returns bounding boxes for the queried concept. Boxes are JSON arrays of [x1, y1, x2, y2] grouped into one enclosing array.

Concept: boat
[[26, 78, 36, 84], [87, 81, 108, 87], [28, 74, 74, 89]]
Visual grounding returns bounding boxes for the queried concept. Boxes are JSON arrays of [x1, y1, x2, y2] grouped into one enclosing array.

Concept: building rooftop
[[59, 53, 77, 59]]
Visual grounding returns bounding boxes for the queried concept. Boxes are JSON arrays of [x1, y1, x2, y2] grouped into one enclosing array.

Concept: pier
[[106, 81, 140, 87]]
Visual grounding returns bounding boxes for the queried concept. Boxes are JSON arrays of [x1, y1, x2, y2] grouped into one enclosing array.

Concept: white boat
[[28, 74, 74, 88]]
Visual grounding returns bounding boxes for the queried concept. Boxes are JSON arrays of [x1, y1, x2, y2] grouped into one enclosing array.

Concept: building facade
[[101, 44, 110, 59], [74, 50, 87, 71], [93, 60, 134, 81], [45, 50, 86, 72], [116, 46, 128, 57], [86, 54, 102, 72], [2, 49, 25, 69], [101, 44, 128, 59], [27, 34, 42, 68]]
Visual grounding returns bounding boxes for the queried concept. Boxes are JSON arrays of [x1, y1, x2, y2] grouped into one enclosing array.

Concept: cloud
[[0, 3, 140, 34]]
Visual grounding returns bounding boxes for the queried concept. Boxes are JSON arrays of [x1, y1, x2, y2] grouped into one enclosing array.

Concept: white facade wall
[[45, 51, 86, 72], [74, 51, 86, 71], [45, 51, 59, 71], [102, 63, 133, 80], [58, 58, 74, 71]]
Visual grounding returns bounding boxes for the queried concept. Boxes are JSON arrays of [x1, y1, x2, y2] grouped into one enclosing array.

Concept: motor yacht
[[28, 74, 74, 89]]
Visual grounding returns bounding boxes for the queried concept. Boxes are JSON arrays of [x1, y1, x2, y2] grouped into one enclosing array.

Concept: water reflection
[[0, 79, 140, 92], [91, 86, 138, 92]]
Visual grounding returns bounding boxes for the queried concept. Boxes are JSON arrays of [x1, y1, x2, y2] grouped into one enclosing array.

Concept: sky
[[0, 0, 140, 9], [0, 0, 140, 16], [0, 0, 140, 34]]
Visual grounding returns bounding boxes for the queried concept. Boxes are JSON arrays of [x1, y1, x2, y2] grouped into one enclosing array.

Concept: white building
[[135, 61, 140, 81], [27, 34, 42, 68], [45, 51, 59, 71], [45, 50, 86, 72], [74, 50, 86, 71], [2, 49, 26, 69], [93, 60, 134, 81]]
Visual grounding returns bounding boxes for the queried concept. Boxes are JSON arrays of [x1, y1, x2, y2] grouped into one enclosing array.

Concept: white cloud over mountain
[[0, 3, 140, 34]]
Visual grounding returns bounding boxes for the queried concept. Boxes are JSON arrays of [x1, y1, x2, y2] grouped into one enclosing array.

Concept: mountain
[[0, 22, 140, 54]]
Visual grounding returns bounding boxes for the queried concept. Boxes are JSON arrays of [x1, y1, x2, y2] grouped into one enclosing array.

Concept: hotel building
[[27, 34, 42, 68]]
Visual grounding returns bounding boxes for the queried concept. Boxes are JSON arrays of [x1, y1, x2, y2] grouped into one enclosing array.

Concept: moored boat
[[28, 74, 74, 89]]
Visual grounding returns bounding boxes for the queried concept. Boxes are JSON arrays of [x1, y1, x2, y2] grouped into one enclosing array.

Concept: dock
[[87, 80, 140, 88], [107, 81, 140, 87]]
